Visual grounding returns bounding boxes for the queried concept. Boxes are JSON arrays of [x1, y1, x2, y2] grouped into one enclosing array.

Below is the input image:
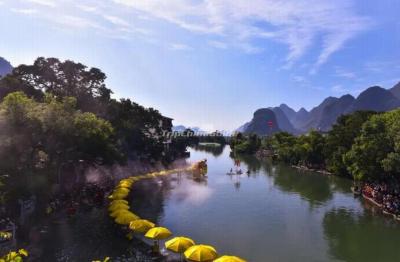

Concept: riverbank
[[291, 165, 333, 175], [253, 149, 400, 224], [0, 157, 191, 261], [360, 183, 400, 222]]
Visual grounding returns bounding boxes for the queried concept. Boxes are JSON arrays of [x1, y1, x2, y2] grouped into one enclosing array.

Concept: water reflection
[[323, 208, 400, 262], [233, 153, 333, 206], [193, 144, 225, 157], [11, 146, 400, 261], [129, 178, 172, 222], [169, 178, 213, 206], [272, 164, 333, 207]]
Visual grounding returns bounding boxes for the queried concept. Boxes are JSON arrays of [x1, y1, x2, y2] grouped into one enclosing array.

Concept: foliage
[[0, 57, 185, 168], [230, 133, 260, 154], [0, 57, 111, 113], [0, 249, 28, 262], [324, 111, 376, 177], [106, 98, 174, 160], [252, 109, 400, 182], [345, 109, 400, 181], [0, 92, 119, 177], [265, 132, 299, 164]]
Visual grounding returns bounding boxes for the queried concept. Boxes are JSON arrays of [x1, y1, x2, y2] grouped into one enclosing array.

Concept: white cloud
[[55, 15, 103, 30], [103, 15, 130, 27], [7, 0, 372, 69], [331, 84, 348, 93], [25, 0, 56, 7], [292, 76, 306, 83], [11, 8, 37, 14], [364, 60, 400, 73], [76, 4, 98, 13], [335, 68, 356, 79], [113, 0, 372, 68], [208, 40, 228, 49], [169, 43, 192, 51]]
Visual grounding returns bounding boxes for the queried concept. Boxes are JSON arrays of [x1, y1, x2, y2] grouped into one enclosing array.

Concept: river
[[17, 146, 400, 261]]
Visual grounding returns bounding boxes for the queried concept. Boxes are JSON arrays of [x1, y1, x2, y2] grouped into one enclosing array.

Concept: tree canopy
[[0, 57, 188, 187]]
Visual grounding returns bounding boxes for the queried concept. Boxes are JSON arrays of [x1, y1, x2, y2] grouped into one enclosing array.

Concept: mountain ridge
[[239, 83, 400, 135]]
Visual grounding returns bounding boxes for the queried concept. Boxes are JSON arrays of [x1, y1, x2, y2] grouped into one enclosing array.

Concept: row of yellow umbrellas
[[107, 163, 246, 262]]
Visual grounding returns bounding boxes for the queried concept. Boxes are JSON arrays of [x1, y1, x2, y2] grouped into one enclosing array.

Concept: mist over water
[[154, 147, 400, 262], [19, 145, 400, 262]]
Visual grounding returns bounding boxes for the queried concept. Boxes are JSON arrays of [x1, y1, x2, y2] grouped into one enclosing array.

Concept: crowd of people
[[46, 182, 111, 217], [362, 182, 400, 217]]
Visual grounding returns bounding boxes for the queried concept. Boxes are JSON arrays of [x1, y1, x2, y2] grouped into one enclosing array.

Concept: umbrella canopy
[[113, 187, 130, 195], [184, 245, 218, 262], [214, 256, 247, 262], [165, 236, 195, 253], [108, 203, 129, 212], [108, 192, 129, 200], [115, 213, 139, 225], [129, 219, 155, 233], [110, 209, 133, 218], [116, 182, 133, 189], [144, 227, 172, 240], [109, 199, 129, 205]]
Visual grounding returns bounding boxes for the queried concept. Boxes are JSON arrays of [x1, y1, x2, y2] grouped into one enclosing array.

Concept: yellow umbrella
[[108, 203, 129, 212], [115, 213, 139, 225], [165, 236, 195, 253], [129, 219, 155, 233], [184, 245, 218, 262], [109, 199, 128, 205], [116, 182, 132, 189], [113, 188, 130, 195], [108, 192, 128, 200], [144, 227, 172, 240], [110, 208, 129, 217], [214, 256, 247, 262]]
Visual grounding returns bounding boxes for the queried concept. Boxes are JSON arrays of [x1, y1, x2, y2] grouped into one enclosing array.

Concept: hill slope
[[238, 84, 400, 134], [269, 107, 299, 134], [345, 86, 400, 113], [243, 108, 281, 136], [0, 57, 12, 78], [390, 81, 400, 100]]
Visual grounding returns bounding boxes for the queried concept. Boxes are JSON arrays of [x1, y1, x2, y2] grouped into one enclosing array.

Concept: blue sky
[[0, 0, 399, 131]]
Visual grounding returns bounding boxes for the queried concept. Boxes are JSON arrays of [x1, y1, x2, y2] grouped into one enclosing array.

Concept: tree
[[297, 130, 326, 168], [230, 133, 260, 154], [72, 113, 118, 164], [0, 92, 120, 177], [325, 111, 376, 177], [0, 57, 186, 163], [344, 112, 394, 181], [0, 57, 112, 114], [271, 132, 299, 164]]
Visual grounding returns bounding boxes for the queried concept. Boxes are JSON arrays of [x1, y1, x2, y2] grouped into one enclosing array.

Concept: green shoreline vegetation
[[230, 110, 400, 182], [0, 58, 193, 222]]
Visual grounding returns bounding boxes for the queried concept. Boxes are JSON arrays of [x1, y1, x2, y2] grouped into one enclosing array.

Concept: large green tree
[[0, 57, 112, 114], [325, 111, 376, 177], [0, 57, 182, 163], [0, 92, 119, 177], [344, 110, 400, 180]]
